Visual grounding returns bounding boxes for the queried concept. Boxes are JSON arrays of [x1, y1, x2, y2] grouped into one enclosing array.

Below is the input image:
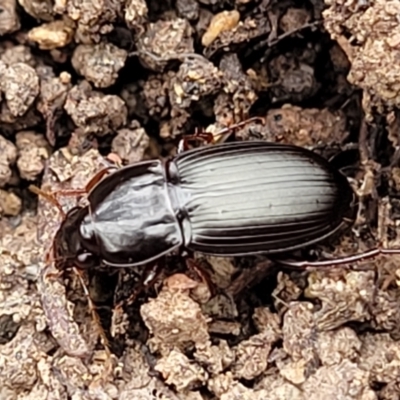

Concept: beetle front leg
[[111, 261, 164, 340], [72, 266, 112, 357], [39, 262, 91, 358]]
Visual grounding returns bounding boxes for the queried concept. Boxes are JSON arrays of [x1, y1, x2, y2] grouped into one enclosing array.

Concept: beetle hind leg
[[272, 246, 400, 269]]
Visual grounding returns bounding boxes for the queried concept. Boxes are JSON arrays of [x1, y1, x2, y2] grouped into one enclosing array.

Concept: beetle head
[[55, 206, 100, 269]]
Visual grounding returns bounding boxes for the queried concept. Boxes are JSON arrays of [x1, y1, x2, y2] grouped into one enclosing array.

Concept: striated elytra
[[58, 140, 357, 268]]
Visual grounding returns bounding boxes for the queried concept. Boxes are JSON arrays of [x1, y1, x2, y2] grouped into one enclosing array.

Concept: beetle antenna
[[29, 166, 118, 211], [29, 185, 66, 217]]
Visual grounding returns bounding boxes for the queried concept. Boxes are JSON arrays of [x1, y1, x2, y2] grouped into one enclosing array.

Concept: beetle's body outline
[[58, 140, 357, 270]]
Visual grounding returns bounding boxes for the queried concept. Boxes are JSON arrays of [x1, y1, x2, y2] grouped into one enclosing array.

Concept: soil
[[1, 0, 400, 399]]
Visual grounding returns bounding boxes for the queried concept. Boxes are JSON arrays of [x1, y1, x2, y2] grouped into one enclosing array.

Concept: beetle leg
[[29, 184, 86, 207], [213, 116, 266, 142], [178, 116, 266, 153], [42, 265, 64, 280], [84, 166, 119, 192], [50, 188, 88, 197], [41, 259, 113, 360], [39, 263, 91, 358], [185, 257, 217, 297], [178, 130, 214, 153], [60, 166, 119, 196], [273, 246, 400, 269], [72, 267, 111, 357], [115, 260, 165, 310], [227, 259, 275, 297], [105, 152, 123, 169]]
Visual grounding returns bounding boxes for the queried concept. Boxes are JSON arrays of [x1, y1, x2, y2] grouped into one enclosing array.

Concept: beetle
[[33, 135, 400, 359], [53, 139, 362, 275]]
